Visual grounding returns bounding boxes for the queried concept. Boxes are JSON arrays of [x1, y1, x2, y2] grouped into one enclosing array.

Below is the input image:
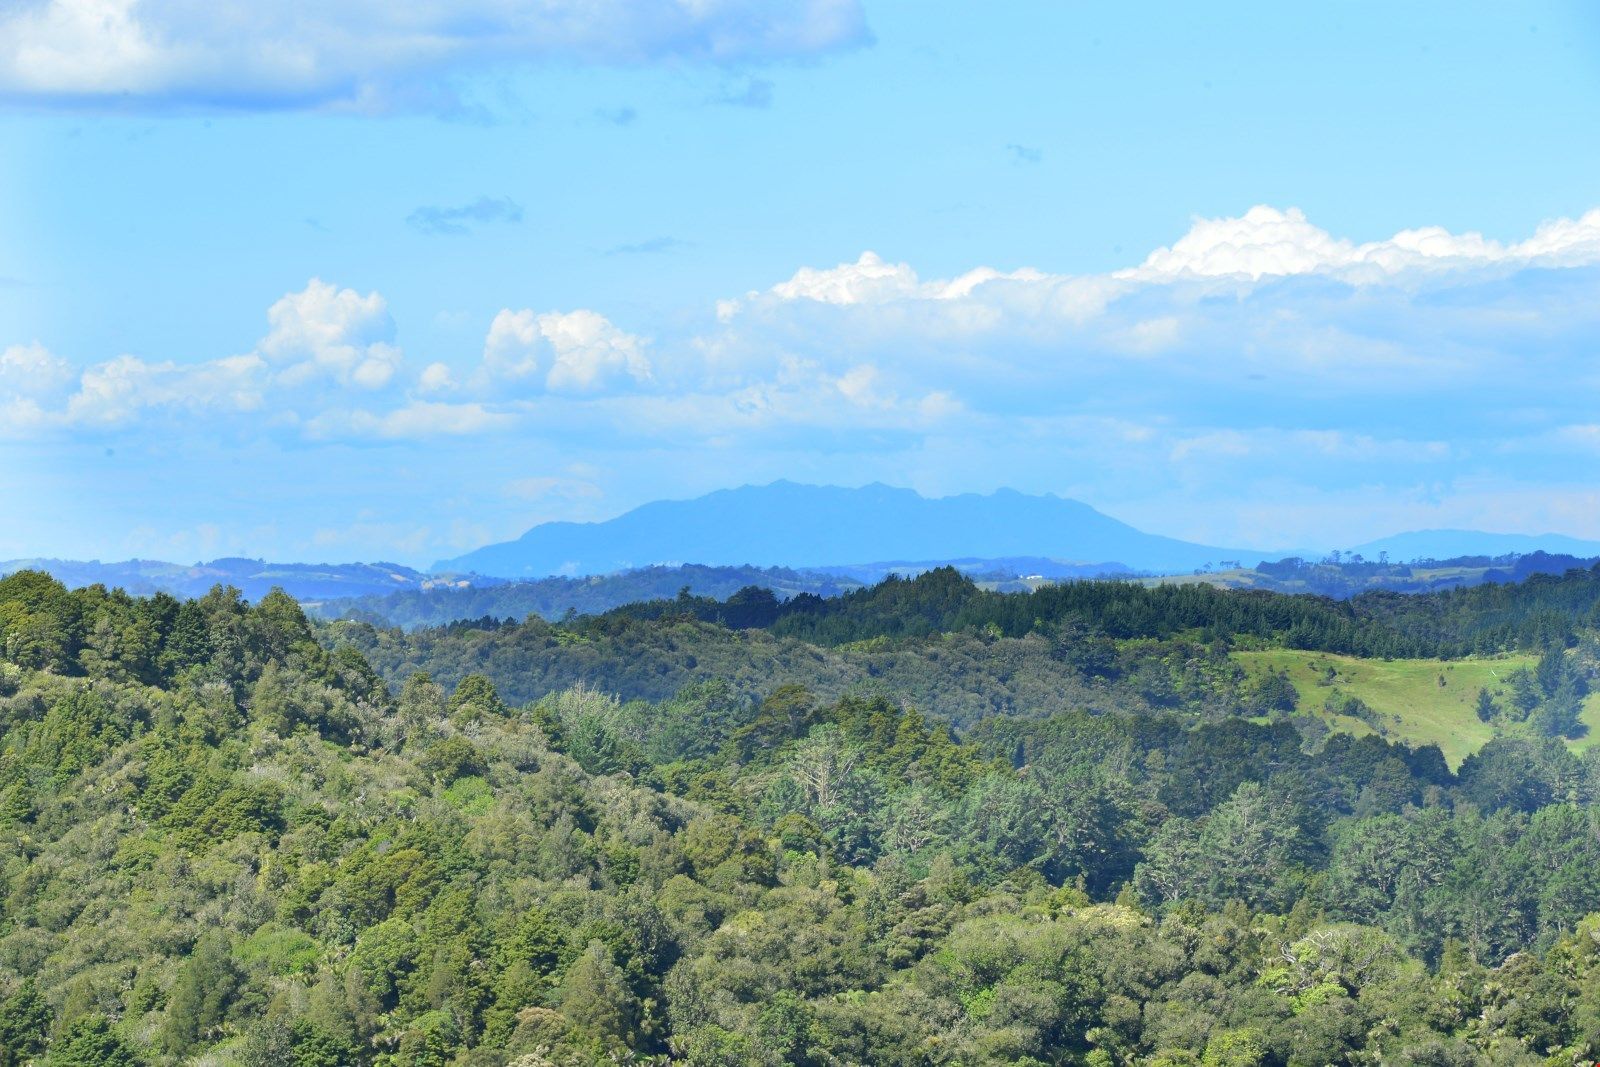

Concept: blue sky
[[4, 1, 1600, 565]]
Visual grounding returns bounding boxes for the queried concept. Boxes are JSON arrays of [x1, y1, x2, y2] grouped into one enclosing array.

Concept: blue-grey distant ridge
[[433, 481, 1270, 578]]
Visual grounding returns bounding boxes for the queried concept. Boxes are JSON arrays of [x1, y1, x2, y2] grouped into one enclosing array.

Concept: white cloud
[[770, 251, 923, 305], [417, 362, 455, 394], [1, 278, 405, 434], [259, 279, 400, 389], [749, 250, 1049, 308], [482, 309, 548, 383], [691, 204, 1600, 414], [0, 0, 869, 111], [543, 310, 652, 393], [66, 352, 267, 426], [481, 308, 651, 394], [0, 342, 75, 401], [1121, 204, 1600, 281]]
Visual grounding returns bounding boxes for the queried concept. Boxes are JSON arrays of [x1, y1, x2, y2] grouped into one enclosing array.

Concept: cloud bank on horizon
[[7, 202, 1600, 561], [0, 0, 869, 110]]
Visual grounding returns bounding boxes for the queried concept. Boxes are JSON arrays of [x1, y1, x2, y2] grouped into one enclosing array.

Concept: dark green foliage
[[162, 933, 243, 1053], [447, 672, 506, 722], [43, 1016, 142, 1066], [0, 980, 50, 1067], [418, 734, 485, 784], [598, 561, 1600, 658], [1251, 669, 1299, 715], [1474, 686, 1496, 722]]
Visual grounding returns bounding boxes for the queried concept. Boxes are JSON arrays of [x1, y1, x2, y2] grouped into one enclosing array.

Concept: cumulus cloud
[[0, 342, 77, 436], [723, 252, 1049, 315], [481, 308, 651, 394], [417, 362, 455, 394], [407, 196, 522, 237], [66, 352, 267, 426], [1121, 204, 1600, 281], [0, 342, 74, 400], [0, 278, 412, 436], [0, 0, 869, 111], [701, 204, 1600, 406], [258, 279, 400, 389]]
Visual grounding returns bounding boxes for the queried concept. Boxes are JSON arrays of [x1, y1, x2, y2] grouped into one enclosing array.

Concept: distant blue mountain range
[[11, 484, 1600, 607], [435, 481, 1268, 578]]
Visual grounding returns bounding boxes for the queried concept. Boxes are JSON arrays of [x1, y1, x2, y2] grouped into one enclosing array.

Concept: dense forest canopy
[[5, 567, 1600, 1063]]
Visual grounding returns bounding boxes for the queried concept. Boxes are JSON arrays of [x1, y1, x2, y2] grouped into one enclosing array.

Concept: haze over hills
[[12, 484, 1600, 615], [435, 481, 1266, 578], [0, 557, 468, 602], [1346, 529, 1600, 562]]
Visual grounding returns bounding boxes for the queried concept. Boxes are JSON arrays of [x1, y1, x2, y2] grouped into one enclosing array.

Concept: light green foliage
[[238, 923, 322, 976]]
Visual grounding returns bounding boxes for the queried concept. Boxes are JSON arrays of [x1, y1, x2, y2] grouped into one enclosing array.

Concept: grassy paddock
[[1231, 649, 1600, 767]]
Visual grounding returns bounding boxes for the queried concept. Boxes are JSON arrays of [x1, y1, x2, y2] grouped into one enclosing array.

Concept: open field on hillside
[[1146, 562, 1501, 594], [1235, 649, 1600, 767]]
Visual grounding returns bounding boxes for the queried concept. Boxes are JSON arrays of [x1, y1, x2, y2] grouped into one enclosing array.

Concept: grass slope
[[1234, 649, 1554, 767]]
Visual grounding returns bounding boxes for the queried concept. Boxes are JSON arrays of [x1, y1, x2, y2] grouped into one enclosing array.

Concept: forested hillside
[[7, 569, 1600, 1064], [330, 567, 1600, 738]]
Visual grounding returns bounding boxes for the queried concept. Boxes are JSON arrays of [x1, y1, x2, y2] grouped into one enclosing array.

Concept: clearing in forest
[[1233, 649, 1600, 768]]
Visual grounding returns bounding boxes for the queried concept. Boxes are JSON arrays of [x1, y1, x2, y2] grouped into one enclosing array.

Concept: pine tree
[[559, 940, 642, 1050], [0, 979, 51, 1067], [44, 1016, 142, 1067], [1474, 687, 1497, 723], [161, 933, 242, 1054]]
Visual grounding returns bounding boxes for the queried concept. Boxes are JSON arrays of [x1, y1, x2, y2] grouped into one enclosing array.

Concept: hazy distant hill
[[0, 556, 471, 602], [1154, 550, 1600, 598], [309, 563, 864, 627], [310, 557, 1142, 628], [436, 481, 1262, 578], [1346, 529, 1600, 562]]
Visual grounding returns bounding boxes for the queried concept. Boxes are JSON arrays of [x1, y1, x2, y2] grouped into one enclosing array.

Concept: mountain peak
[[435, 482, 1261, 577]]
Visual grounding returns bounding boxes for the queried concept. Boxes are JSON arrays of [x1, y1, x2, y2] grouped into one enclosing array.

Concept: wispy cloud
[[596, 106, 638, 126], [605, 236, 689, 256], [709, 77, 775, 109], [406, 196, 523, 237], [1005, 143, 1042, 164]]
